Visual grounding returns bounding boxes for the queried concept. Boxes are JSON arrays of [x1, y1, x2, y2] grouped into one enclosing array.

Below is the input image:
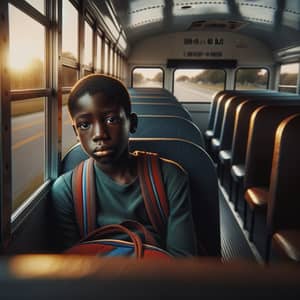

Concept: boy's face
[[71, 92, 136, 167]]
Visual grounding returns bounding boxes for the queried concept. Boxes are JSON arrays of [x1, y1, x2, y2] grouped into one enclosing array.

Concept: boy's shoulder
[[52, 169, 73, 191]]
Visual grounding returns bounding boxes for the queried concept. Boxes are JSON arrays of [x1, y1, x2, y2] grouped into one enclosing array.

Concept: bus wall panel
[[128, 31, 274, 66], [6, 196, 51, 254]]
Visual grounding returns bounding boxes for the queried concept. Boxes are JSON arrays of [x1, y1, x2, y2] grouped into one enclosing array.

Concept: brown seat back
[[268, 113, 300, 233], [231, 97, 300, 167], [244, 104, 300, 191]]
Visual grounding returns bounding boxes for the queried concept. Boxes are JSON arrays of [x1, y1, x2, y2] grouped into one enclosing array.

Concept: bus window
[[62, 0, 78, 62], [132, 68, 164, 88], [25, 0, 45, 15], [11, 99, 46, 211], [84, 21, 93, 69], [235, 68, 268, 90], [278, 63, 299, 93], [173, 69, 225, 102], [9, 4, 47, 211], [9, 5, 45, 89], [104, 41, 109, 74], [62, 94, 77, 157], [109, 47, 114, 76], [62, 66, 78, 87], [96, 35, 102, 72]]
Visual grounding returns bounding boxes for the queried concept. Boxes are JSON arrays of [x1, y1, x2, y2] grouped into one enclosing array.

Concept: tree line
[[176, 69, 270, 85]]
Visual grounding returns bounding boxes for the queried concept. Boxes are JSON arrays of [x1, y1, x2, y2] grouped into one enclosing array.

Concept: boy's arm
[[163, 161, 197, 257], [50, 173, 80, 251]]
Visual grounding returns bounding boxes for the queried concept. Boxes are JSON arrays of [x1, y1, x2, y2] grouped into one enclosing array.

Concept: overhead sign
[[183, 37, 224, 58]]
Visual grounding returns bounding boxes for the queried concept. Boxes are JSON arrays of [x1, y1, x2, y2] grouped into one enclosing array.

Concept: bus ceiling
[[94, 0, 300, 52]]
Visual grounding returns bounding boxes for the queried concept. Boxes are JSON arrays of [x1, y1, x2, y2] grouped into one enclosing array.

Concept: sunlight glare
[[9, 4, 45, 71]]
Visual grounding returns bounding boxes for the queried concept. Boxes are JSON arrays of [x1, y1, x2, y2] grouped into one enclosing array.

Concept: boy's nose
[[92, 122, 108, 141]]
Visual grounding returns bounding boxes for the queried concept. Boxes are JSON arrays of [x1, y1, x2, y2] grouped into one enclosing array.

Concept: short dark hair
[[68, 74, 131, 117]]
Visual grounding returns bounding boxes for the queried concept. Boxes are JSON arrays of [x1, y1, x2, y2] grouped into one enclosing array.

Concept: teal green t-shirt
[[51, 157, 196, 256]]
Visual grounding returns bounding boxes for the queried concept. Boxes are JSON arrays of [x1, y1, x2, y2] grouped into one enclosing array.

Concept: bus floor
[[219, 176, 285, 264], [219, 185, 257, 262]]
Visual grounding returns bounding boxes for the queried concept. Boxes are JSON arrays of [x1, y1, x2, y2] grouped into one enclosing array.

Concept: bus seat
[[230, 97, 297, 211], [244, 104, 300, 244], [209, 93, 234, 160], [204, 90, 227, 150], [131, 115, 205, 147], [128, 87, 172, 97], [132, 102, 192, 121], [61, 138, 220, 257], [266, 113, 300, 262], [216, 95, 251, 184], [130, 96, 178, 104], [3, 256, 300, 298], [208, 90, 277, 159]]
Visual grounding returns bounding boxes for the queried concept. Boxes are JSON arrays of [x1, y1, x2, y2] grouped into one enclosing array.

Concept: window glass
[[9, 5, 45, 89], [121, 58, 124, 80], [236, 68, 268, 90], [96, 35, 102, 70], [132, 68, 163, 88], [84, 70, 93, 76], [62, 66, 78, 87], [25, 0, 45, 14], [62, 94, 77, 157], [62, 0, 78, 61], [84, 21, 93, 67], [279, 63, 298, 93], [110, 47, 114, 75], [174, 69, 225, 101], [115, 53, 119, 77], [114, 51, 118, 77], [104, 42, 109, 74], [11, 98, 45, 211]]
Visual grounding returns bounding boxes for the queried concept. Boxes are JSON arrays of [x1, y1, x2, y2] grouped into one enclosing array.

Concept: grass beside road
[[12, 95, 69, 117], [12, 99, 44, 117]]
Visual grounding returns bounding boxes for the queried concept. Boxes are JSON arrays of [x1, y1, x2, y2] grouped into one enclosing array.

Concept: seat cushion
[[273, 230, 300, 262], [244, 187, 269, 209], [219, 150, 231, 164], [231, 164, 245, 182]]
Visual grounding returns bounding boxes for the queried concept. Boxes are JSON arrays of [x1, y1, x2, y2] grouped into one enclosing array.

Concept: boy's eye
[[105, 116, 121, 125], [77, 122, 90, 130]]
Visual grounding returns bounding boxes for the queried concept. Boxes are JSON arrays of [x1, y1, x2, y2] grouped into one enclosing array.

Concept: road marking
[[12, 131, 44, 150]]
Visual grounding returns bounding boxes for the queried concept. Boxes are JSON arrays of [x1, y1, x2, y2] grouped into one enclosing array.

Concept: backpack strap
[[72, 158, 96, 238], [135, 151, 169, 234], [71, 152, 169, 238]]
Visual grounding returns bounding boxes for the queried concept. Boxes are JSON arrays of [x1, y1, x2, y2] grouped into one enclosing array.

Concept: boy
[[51, 74, 196, 256]]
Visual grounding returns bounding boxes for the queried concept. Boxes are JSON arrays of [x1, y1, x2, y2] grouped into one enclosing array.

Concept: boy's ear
[[72, 124, 80, 141], [129, 113, 138, 133]]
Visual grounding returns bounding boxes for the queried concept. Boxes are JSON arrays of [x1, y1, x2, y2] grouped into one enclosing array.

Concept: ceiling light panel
[[239, 1, 275, 24], [128, 0, 164, 28], [282, 0, 300, 30]]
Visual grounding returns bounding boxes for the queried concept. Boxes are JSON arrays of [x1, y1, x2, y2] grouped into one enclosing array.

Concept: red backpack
[[65, 151, 172, 259]]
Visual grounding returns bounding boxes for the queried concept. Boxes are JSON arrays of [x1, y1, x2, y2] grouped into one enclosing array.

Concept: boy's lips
[[94, 147, 113, 157]]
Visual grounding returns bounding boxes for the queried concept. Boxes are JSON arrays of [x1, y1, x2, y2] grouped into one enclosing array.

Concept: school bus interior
[[0, 0, 300, 298]]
